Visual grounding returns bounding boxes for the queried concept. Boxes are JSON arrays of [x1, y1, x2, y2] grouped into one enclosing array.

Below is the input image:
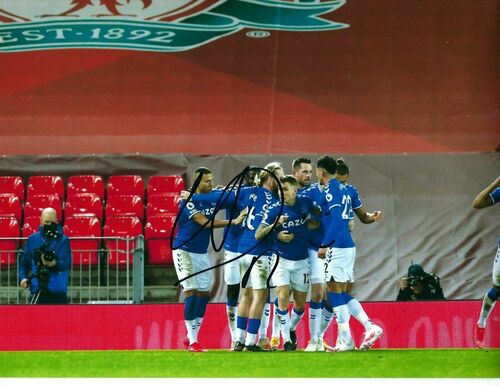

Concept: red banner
[[0, 301, 497, 351]]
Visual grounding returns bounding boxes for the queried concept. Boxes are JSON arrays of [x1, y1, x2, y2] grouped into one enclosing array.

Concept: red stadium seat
[[103, 216, 142, 267], [107, 175, 145, 200], [148, 175, 185, 196], [146, 193, 180, 218], [0, 216, 19, 266], [145, 215, 176, 265], [24, 194, 63, 222], [105, 195, 144, 221], [22, 216, 41, 243], [0, 194, 22, 222], [67, 175, 105, 200], [66, 193, 103, 221], [0, 176, 24, 201], [27, 175, 64, 200], [64, 216, 101, 267]]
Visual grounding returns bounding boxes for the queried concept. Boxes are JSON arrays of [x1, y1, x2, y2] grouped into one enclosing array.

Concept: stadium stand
[[107, 175, 145, 201], [24, 194, 63, 222], [0, 216, 19, 265], [0, 176, 24, 201], [63, 216, 102, 267], [26, 175, 64, 200], [21, 216, 40, 238], [103, 215, 143, 267], [145, 214, 176, 265], [148, 175, 185, 196], [66, 193, 104, 221], [146, 193, 180, 218], [67, 175, 105, 200], [0, 194, 22, 222], [105, 195, 144, 221]]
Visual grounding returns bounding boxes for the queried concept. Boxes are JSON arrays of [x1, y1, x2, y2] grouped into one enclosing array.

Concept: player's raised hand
[[233, 208, 248, 225], [277, 215, 288, 226], [277, 230, 294, 243], [180, 190, 191, 200], [373, 211, 383, 222]]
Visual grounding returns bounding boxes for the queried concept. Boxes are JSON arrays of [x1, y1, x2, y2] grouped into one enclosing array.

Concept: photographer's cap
[[408, 264, 425, 277]]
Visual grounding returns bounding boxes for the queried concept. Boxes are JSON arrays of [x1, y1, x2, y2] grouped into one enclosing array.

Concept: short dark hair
[[316, 156, 337, 175], [292, 157, 312, 171], [336, 159, 349, 176], [193, 167, 212, 179], [280, 175, 298, 186]]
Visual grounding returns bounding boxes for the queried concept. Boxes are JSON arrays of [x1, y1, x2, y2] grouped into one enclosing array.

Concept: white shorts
[[325, 247, 356, 283], [242, 254, 272, 290], [273, 258, 310, 293], [492, 241, 500, 286], [224, 250, 243, 285], [173, 249, 212, 292], [308, 248, 325, 285]]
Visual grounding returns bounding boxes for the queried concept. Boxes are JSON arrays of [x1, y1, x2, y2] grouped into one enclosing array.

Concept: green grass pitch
[[0, 349, 498, 378]]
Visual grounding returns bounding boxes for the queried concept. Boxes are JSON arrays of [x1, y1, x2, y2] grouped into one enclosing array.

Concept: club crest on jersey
[[0, 0, 349, 52]]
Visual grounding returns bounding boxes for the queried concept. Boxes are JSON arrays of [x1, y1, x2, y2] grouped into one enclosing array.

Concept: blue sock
[[237, 316, 248, 330], [195, 296, 209, 318], [276, 308, 288, 316], [227, 297, 238, 307], [487, 287, 499, 301], [274, 298, 279, 307], [184, 295, 197, 321], [293, 307, 304, 316], [327, 291, 346, 308], [310, 301, 323, 310], [248, 318, 261, 334]]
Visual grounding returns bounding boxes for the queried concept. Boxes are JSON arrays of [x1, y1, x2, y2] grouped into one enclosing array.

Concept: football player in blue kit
[[235, 162, 285, 351], [173, 167, 247, 352], [257, 175, 320, 350], [290, 157, 330, 351], [472, 176, 500, 348], [318, 158, 384, 352], [320, 159, 383, 351]]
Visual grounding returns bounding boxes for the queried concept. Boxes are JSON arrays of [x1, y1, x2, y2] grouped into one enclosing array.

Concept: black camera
[[408, 275, 420, 287], [34, 246, 56, 292]]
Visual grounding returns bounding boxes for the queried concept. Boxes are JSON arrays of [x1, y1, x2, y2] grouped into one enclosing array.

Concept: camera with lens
[[408, 275, 422, 287], [34, 246, 56, 292]]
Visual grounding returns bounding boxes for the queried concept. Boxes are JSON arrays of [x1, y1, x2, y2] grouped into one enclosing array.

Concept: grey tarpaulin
[[1, 152, 498, 301]]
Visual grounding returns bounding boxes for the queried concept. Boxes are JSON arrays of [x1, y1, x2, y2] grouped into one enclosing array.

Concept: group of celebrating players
[[172, 156, 383, 352]]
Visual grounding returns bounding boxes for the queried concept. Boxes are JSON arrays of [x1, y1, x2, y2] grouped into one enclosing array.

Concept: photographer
[[19, 207, 71, 304], [397, 264, 445, 301]]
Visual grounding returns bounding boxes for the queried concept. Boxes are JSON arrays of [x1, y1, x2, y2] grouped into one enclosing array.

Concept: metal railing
[[0, 235, 144, 304]]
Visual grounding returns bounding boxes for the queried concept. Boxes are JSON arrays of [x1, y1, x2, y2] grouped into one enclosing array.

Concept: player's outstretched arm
[[354, 207, 383, 223], [472, 176, 500, 209]]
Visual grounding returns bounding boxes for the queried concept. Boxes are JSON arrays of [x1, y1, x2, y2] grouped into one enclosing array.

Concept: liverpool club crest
[[0, 0, 349, 52]]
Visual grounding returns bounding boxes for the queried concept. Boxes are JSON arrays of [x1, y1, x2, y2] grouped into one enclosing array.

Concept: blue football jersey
[[263, 195, 316, 261], [224, 185, 259, 252], [343, 183, 363, 219], [322, 178, 355, 249], [173, 196, 220, 254], [297, 183, 325, 251], [238, 187, 282, 256]]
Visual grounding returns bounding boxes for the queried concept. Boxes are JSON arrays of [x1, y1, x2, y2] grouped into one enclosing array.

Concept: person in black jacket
[[397, 264, 445, 301]]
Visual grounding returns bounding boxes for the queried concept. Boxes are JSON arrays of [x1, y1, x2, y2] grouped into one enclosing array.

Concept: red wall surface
[[0, 301, 498, 351]]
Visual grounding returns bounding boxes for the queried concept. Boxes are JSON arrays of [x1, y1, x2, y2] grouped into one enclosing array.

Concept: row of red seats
[[0, 192, 181, 223], [0, 214, 176, 268], [0, 175, 185, 201]]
